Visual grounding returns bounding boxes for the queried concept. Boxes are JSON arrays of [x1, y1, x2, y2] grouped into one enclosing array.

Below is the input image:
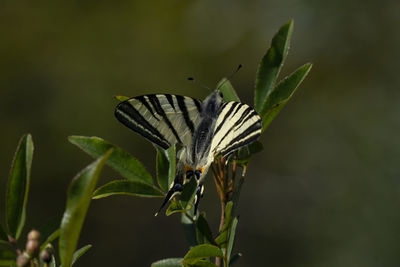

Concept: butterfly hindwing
[[115, 94, 202, 149], [211, 101, 262, 157]]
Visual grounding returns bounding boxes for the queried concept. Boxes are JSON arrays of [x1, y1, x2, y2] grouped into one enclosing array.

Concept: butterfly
[[115, 89, 262, 215]]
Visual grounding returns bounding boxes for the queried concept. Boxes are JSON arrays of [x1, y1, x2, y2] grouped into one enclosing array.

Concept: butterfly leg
[[194, 184, 204, 215]]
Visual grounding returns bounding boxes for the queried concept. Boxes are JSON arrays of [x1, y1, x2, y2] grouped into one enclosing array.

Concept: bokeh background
[[1, 0, 399, 266]]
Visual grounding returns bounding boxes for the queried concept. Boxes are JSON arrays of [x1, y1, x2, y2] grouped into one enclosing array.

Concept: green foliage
[[114, 95, 130, 102], [183, 244, 223, 266], [260, 63, 312, 132], [254, 19, 293, 112], [69, 136, 153, 185], [156, 145, 176, 192], [6, 134, 33, 240], [217, 78, 240, 102], [93, 180, 163, 199], [59, 149, 112, 267], [1, 19, 311, 267], [71, 245, 92, 266], [151, 258, 183, 267]]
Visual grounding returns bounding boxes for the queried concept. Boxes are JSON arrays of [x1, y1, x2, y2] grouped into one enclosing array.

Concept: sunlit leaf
[[59, 149, 112, 267], [254, 19, 293, 112], [71, 245, 92, 266], [183, 244, 223, 265], [69, 136, 153, 185], [260, 63, 312, 132], [217, 78, 240, 102], [156, 145, 176, 192], [114, 95, 130, 102], [6, 134, 33, 240], [196, 213, 214, 245], [166, 200, 185, 216], [93, 180, 163, 199], [151, 258, 183, 267]]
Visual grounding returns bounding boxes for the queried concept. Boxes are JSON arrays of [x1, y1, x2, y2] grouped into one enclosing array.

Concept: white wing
[[115, 94, 202, 149], [211, 101, 262, 157]]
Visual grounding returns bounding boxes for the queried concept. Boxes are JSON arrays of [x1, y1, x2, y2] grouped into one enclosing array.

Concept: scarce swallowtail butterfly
[[115, 89, 262, 215]]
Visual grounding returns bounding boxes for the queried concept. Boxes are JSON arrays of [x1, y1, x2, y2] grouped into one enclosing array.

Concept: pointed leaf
[[39, 216, 61, 250], [40, 229, 60, 251], [261, 63, 312, 132], [156, 145, 176, 192], [180, 178, 198, 209], [59, 149, 112, 267], [69, 136, 153, 185], [254, 19, 294, 111], [71, 245, 92, 266], [215, 201, 233, 247], [166, 200, 185, 216], [181, 213, 197, 248], [217, 78, 240, 102], [6, 134, 34, 240], [114, 95, 130, 102], [196, 214, 214, 245], [183, 244, 223, 265], [151, 258, 183, 267], [93, 180, 163, 199], [226, 217, 238, 263]]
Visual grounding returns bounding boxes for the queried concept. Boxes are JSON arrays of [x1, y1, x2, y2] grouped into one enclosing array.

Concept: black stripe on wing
[[115, 101, 171, 149], [176, 95, 195, 134], [147, 94, 183, 144], [220, 120, 262, 156]]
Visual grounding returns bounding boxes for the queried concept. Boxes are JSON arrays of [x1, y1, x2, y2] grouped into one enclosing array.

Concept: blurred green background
[[1, 0, 399, 266]]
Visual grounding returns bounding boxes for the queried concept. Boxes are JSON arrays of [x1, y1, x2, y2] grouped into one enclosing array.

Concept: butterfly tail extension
[[194, 184, 204, 215]]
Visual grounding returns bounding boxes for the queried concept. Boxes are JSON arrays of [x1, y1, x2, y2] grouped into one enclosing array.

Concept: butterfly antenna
[[216, 64, 243, 91], [187, 77, 212, 92]]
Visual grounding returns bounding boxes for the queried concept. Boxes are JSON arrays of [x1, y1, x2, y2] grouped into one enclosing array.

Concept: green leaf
[[215, 202, 233, 247], [185, 260, 219, 267], [183, 244, 223, 265], [181, 213, 197, 248], [39, 216, 61, 250], [254, 19, 294, 112], [217, 78, 240, 102], [151, 258, 183, 267], [59, 149, 112, 267], [40, 229, 60, 251], [0, 225, 7, 241], [0, 246, 16, 266], [226, 217, 238, 263], [166, 200, 185, 216], [6, 134, 34, 240], [92, 180, 163, 199], [196, 214, 214, 245], [180, 178, 198, 209], [260, 63, 312, 132], [156, 145, 176, 192], [71, 245, 92, 266], [69, 136, 153, 185], [114, 95, 130, 102]]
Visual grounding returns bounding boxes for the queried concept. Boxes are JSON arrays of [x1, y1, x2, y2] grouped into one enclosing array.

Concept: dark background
[[1, 1, 399, 266]]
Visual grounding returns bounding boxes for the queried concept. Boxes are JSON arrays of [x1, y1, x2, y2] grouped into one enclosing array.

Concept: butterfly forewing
[[115, 94, 202, 149], [211, 101, 262, 157]]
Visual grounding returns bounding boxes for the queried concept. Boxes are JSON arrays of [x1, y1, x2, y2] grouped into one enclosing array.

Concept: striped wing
[[211, 101, 262, 157], [115, 94, 202, 149]]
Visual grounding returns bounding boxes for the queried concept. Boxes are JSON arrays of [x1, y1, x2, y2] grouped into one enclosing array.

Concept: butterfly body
[[115, 89, 262, 215]]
